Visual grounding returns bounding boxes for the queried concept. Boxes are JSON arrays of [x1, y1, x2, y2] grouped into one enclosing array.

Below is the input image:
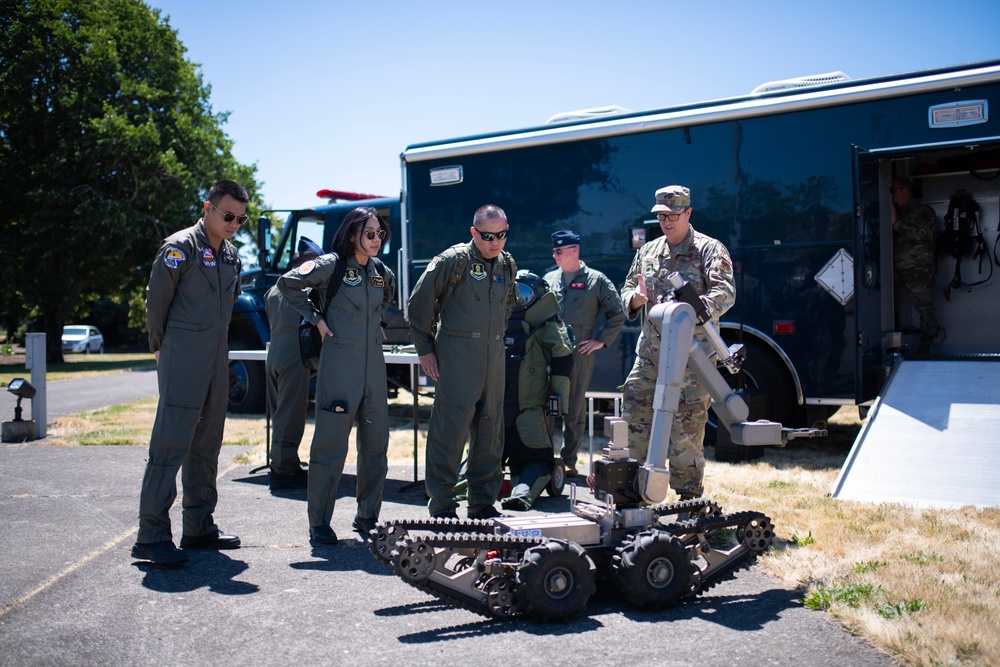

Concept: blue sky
[[149, 0, 1000, 211]]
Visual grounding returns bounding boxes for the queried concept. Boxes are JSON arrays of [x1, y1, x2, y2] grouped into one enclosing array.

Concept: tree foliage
[[0, 0, 260, 360]]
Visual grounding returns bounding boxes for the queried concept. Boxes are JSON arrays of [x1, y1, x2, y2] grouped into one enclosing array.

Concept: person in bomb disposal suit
[[278, 207, 395, 544], [619, 185, 735, 501], [263, 236, 323, 491], [132, 179, 248, 565], [408, 205, 518, 519], [543, 230, 624, 477]]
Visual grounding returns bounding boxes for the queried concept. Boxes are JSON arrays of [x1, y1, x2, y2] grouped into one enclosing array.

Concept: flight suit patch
[[344, 268, 362, 286], [470, 263, 487, 281], [492, 273, 506, 284], [201, 247, 217, 267], [371, 274, 385, 288], [426, 257, 440, 272], [298, 260, 316, 275], [570, 280, 586, 289], [163, 247, 185, 269]]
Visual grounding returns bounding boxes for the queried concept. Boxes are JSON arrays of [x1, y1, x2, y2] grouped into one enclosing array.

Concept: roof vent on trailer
[[546, 104, 633, 124], [750, 71, 851, 95]]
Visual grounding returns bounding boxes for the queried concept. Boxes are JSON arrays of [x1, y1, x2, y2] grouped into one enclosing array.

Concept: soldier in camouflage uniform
[[891, 177, 938, 358], [619, 185, 735, 500], [499, 271, 574, 511], [408, 205, 518, 519], [543, 230, 625, 477]]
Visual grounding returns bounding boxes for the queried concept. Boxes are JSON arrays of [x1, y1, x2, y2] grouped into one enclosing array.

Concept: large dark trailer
[[397, 60, 1000, 427]]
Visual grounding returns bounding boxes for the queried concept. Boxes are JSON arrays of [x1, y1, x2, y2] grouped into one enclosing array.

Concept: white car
[[62, 325, 104, 354]]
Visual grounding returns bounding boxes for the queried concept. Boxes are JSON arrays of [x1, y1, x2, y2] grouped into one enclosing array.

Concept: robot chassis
[[370, 273, 826, 621]]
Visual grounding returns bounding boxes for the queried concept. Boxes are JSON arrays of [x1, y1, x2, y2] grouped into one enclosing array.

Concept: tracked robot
[[370, 272, 825, 621]]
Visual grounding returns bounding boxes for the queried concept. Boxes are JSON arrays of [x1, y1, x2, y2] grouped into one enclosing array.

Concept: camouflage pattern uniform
[[408, 242, 517, 516], [500, 288, 574, 511], [893, 199, 938, 349], [139, 219, 241, 543], [619, 226, 735, 498], [543, 262, 624, 468], [278, 254, 394, 528]]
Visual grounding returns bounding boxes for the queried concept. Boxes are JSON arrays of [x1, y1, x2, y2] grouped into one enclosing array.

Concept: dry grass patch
[[703, 409, 1000, 667]]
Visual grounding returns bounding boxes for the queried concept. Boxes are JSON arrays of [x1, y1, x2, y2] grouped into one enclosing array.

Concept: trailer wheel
[[707, 338, 798, 444], [546, 460, 566, 497], [228, 345, 265, 414], [611, 531, 691, 610], [516, 540, 595, 622]]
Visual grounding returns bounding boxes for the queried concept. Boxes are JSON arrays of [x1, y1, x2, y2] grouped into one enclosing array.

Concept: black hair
[[207, 179, 249, 204], [473, 204, 507, 226], [331, 206, 390, 260]]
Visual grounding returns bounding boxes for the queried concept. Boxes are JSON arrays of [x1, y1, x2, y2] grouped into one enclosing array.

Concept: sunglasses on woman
[[364, 229, 387, 240], [474, 228, 508, 242]]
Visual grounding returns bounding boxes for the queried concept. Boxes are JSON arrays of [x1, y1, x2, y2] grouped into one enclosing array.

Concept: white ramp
[[831, 360, 1000, 508]]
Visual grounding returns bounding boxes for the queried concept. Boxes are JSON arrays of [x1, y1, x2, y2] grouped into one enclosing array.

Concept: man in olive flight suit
[[264, 236, 323, 491], [132, 179, 248, 565], [543, 230, 625, 477], [408, 204, 518, 519]]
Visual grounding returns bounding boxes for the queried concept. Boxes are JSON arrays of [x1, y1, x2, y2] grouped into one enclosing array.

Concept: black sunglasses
[[364, 229, 387, 240], [209, 202, 249, 225], [474, 228, 508, 242]]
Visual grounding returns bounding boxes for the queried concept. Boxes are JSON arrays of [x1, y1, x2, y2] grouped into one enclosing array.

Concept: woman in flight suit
[[277, 206, 394, 544]]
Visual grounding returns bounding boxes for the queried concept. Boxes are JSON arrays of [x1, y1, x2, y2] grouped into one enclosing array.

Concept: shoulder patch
[[163, 247, 185, 269], [426, 256, 440, 272], [298, 259, 316, 275]]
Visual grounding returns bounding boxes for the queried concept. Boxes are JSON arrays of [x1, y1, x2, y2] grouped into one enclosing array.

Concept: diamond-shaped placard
[[815, 248, 854, 305]]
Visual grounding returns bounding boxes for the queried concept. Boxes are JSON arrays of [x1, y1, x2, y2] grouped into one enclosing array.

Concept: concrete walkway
[[0, 442, 899, 666]]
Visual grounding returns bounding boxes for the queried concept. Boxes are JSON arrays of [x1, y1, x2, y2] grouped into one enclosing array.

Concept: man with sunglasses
[[408, 204, 518, 520], [543, 230, 624, 477], [133, 179, 248, 565], [619, 185, 735, 504]]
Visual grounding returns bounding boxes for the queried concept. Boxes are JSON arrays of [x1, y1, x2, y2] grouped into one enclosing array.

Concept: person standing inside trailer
[[278, 207, 394, 544], [543, 230, 625, 477], [408, 205, 518, 520], [890, 177, 939, 359], [619, 185, 735, 501], [263, 237, 323, 491], [132, 179, 248, 565]]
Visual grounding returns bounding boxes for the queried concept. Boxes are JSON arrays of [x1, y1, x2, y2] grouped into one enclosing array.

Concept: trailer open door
[[852, 146, 893, 405]]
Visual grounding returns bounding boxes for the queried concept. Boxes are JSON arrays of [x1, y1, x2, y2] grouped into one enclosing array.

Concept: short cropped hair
[[208, 179, 249, 204], [473, 204, 507, 227]]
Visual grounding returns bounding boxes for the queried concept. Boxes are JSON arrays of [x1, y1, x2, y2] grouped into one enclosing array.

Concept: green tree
[[0, 0, 261, 361]]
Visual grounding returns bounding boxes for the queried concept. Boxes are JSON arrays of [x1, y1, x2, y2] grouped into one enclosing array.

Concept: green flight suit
[[278, 254, 394, 527], [408, 241, 517, 516], [543, 262, 625, 466], [138, 219, 241, 544], [264, 285, 309, 476]]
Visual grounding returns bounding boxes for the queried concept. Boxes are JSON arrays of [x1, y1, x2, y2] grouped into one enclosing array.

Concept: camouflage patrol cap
[[651, 185, 691, 213]]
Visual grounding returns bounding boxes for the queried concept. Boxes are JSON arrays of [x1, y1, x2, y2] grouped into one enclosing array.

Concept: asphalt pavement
[[0, 373, 901, 666]]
